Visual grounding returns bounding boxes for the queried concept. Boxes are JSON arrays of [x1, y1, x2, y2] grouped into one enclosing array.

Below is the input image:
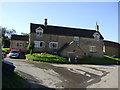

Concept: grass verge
[[26, 53, 120, 65], [104, 55, 120, 61], [2, 71, 25, 88], [26, 53, 69, 63], [78, 56, 119, 65]]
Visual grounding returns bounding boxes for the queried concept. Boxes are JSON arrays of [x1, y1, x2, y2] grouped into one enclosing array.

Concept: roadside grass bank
[[2, 71, 26, 88], [104, 55, 120, 61], [78, 57, 119, 65], [26, 53, 120, 65], [26, 53, 69, 63]]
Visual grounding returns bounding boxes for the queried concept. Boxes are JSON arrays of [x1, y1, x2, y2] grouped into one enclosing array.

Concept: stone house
[[10, 35, 29, 52], [104, 40, 120, 58], [30, 19, 104, 59]]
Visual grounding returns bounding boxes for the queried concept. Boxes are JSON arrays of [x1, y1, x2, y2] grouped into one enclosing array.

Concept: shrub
[[27, 42, 34, 55]]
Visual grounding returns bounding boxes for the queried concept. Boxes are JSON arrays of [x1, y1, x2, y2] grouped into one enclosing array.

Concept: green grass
[[2, 71, 25, 88], [104, 55, 120, 61], [2, 48, 10, 52], [26, 53, 69, 63], [26, 53, 120, 65], [78, 56, 119, 65]]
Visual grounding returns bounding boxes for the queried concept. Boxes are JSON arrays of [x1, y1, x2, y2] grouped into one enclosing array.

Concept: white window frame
[[103, 45, 105, 53], [16, 42, 22, 47], [49, 42, 58, 49], [39, 41, 45, 48], [93, 32, 100, 41], [34, 41, 45, 48], [89, 46, 96, 52], [74, 36, 79, 41], [35, 27, 43, 37], [34, 41, 40, 48]]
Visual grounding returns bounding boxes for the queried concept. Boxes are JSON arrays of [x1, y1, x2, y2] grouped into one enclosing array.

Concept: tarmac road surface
[[4, 57, 119, 88]]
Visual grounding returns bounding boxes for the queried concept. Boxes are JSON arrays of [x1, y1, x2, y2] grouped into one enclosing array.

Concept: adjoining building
[[104, 40, 120, 58], [29, 19, 104, 59], [10, 35, 29, 52]]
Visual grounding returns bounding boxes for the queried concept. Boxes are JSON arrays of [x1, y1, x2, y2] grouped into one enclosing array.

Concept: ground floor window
[[49, 42, 58, 49], [89, 46, 96, 52], [34, 41, 45, 48], [16, 42, 23, 47]]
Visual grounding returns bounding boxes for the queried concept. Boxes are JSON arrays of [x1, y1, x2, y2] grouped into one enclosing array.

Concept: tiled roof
[[11, 35, 29, 41], [104, 40, 120, 47], [30, 23, 104, 39]]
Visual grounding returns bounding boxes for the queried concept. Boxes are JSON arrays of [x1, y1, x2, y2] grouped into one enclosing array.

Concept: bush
[[2, 48, 10, 53], [27, 42, 34, 55]]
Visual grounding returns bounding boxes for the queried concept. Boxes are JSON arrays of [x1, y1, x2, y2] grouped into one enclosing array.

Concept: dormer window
[[35, 27, 43, 37], [74, 36, 79, 41], [93, 32, 100, 41]]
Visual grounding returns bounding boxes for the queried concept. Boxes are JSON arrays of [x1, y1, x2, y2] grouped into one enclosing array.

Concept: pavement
[[4, 56, 119, 89]]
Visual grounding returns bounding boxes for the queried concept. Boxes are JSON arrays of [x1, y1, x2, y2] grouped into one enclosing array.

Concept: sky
[[0, 2, 118, 43]]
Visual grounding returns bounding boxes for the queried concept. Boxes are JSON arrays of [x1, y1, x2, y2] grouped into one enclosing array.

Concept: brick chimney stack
[[95, 22, 99, 32], [44, 18, 47, 26]]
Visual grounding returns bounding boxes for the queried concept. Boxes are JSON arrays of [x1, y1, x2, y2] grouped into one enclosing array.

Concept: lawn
[[104, 55, 120, 61], [2, 71, 26, 88], [26, 53, 120, 65], [78, 56, 120, 65], [2, 48, 10, 53], [26, 53, 69, 63]]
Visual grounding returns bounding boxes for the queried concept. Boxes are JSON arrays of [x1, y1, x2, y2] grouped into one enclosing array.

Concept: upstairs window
[[74, 36, 79, 41], [35, 27, 43, 37], [93, 32, 100, 41], [49, 42, 58, 49], [89, 46, 96, 52]]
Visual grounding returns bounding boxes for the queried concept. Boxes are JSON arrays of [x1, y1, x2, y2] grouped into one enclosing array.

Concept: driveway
[[4, 57, 119, 88]]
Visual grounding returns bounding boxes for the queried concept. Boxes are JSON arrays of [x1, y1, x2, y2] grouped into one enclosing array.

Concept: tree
[[1, 27, 16, 48], [27, 42, 34, 55]]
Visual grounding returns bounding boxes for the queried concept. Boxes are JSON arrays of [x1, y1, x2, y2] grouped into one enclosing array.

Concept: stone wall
[[30, 33, 104, 58], [105, 46, 120, 58]]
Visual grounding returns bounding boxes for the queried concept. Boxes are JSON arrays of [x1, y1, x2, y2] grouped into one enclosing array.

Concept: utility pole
[[0, 26, 2, 90]]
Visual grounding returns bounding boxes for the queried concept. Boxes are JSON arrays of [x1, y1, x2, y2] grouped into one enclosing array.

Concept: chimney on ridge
[[44, 18, 47, 26], [95, 22, 99, 32]]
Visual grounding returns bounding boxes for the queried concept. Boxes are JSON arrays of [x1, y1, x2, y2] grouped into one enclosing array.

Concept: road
[[4, 57, 119, 88]]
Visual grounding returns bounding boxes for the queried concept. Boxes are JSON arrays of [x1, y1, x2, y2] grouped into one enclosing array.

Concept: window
[[39, 41, 45, 48], [35, 27, 43, 37], [34, 41, 40, 48], [34, 41, 45, 48], [89, 46, 96, 52], [17, 42, 22, 47], [74, 36, 79, 41], [93, 32, 100, 40], [36, 30, 43, 37], [49, 42, 58, 49]]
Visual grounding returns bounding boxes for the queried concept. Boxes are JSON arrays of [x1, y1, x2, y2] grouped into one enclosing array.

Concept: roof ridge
[[30, 23, 95, 31]]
